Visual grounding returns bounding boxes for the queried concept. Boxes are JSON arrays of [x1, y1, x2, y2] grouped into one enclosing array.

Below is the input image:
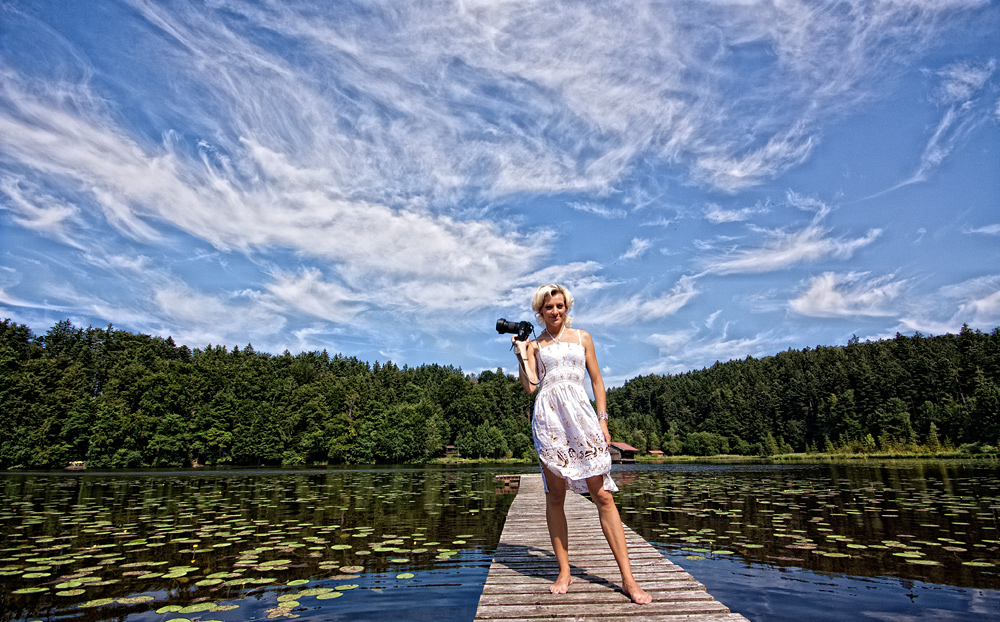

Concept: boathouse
[[609, 441, 639, 463]]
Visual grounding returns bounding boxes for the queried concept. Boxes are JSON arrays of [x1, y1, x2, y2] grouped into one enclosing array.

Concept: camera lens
[[496, 318, 519, 334]]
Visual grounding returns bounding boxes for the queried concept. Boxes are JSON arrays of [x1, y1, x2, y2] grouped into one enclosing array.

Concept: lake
[[1, 461, 998, 621]]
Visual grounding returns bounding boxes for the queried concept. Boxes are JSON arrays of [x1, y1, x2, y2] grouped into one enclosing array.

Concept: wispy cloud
[[0, 178, 83, 247], [894, 59, 996, 188], [639, 323, 786, 376], [898, 274, 1000, 334], [789, 272, 905, 318], [699, 224, 881, 275], [697, 192, 879, 275], [704, 202, 769, 224], [620, 238, 652, 260], [580, 277, 698, 326], [568, 202, 627, 219], [265, 268, 367, 324], [965, 223, 1000, 235]]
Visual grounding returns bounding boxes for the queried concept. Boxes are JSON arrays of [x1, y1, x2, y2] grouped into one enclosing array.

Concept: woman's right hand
[[512, 335, 527, 355], [513, 336, 538, 393]]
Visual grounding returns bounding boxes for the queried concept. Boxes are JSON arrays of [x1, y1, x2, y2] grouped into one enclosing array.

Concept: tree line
[[0, 319, 535, 469], [1, 319, 998, 469], [605, 326, 1000, 456]]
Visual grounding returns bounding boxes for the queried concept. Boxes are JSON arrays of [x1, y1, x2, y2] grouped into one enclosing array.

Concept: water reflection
[[611, 461, 1000, 590], [0, 467, 514, 622]]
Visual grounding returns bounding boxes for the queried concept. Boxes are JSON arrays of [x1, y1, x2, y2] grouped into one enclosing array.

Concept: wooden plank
[[474, 474, 749, 622]]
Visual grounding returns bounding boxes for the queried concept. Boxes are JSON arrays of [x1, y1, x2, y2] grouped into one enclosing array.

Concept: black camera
[[496, 318, 533, 341]]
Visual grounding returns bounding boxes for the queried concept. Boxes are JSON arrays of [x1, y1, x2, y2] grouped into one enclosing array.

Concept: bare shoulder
[[575, 328, 595, 347]]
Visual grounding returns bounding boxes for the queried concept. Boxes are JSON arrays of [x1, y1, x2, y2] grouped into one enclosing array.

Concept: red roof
[[609, 441, 639, 452]]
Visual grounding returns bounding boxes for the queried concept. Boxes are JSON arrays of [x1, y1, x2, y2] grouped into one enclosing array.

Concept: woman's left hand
[[600, 422, 610, 447]]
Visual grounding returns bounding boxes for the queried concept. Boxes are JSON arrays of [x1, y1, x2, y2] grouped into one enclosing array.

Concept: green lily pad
[[396, 572, 415, 579], [195, 578, 224, 586], [179, 603, 216, 613], [210, 604, 240, 612], [57, 589, 87, 596], [78, 598, 116, 608], [316, 592, 343, 600], [117, 595, 155, 604]]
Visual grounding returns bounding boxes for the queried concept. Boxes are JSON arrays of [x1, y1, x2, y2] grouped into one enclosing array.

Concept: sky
[[1, 0, 998, 388]]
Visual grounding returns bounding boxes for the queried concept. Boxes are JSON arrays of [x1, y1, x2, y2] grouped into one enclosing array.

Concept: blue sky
[[1, 0, 998, 387]]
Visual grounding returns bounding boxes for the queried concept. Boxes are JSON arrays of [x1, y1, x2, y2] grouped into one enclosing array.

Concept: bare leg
[[585, 475, 652, 604], [542, 465, 573, 594]]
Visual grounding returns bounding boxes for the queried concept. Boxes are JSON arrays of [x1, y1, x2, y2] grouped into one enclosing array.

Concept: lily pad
[[316, 592, 343, 600], [79, 598, 116, 608]]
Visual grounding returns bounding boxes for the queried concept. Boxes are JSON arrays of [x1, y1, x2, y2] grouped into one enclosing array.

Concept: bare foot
[[549, 572, 574, 594], [622, 580, 652, 605]]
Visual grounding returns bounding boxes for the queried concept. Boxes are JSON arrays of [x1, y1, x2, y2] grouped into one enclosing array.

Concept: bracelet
[[597, 410, 608, 421]]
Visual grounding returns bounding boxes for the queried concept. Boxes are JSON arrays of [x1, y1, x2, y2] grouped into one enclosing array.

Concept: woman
[[512, 283, 652, 605]]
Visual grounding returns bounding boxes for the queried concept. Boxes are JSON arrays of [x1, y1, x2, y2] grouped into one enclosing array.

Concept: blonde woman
[[512, 284, 651, 604]]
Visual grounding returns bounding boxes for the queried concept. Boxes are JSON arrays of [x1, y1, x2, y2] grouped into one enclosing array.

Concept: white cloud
[[898, 275, 1000, 334], [699, 224, 881, 275], [620, 238, 652, 260], [937, 59, 995, 104], [641, 325, 785, 376], [265, 268, 367, 324], [0, 64, 551, 317], [568, 202, 627, 219], [579, 277, 698, 326], [0, 178, 83, 247], [895, 59, 996, 187], [951, 276, 1000, 326], [966, 223, 1000, 235], [789, 272, 905, 318], [704, 202, 768, 224], [705, 309, 722, 328], [115, 0, 993, 199]]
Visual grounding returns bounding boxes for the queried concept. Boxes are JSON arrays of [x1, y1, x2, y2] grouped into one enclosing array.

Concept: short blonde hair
[[531, 284, 574, 328]]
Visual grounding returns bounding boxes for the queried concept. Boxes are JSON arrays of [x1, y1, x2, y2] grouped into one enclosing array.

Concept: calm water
[[1, 461, 998, 621], [0, 466, 514, 622], [612, 461, 1000, 621]]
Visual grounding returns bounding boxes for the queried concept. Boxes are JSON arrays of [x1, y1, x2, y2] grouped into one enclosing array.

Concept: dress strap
[[576, 329, 582, 345]]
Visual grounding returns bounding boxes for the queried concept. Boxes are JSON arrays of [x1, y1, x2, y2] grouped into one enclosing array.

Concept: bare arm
[[513, 337, 539, 394], [580, 329, 610, 446]]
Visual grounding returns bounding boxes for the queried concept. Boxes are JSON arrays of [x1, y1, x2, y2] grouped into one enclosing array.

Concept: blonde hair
[[531, 284, 574, 328]]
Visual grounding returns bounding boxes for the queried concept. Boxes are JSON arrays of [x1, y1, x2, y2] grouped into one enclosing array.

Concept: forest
[[1, 318, 998, 469]]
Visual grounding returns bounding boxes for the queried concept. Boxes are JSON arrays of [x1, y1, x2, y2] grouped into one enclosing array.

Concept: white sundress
[[532, 328, 618, 494]]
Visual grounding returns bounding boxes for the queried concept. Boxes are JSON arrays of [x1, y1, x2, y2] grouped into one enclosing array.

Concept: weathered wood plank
[[479, 615, 750, 622], [474, 474, 749, 622]]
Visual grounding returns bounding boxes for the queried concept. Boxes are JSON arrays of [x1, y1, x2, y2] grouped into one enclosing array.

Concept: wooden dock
[[475, 474, 749, 622]]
